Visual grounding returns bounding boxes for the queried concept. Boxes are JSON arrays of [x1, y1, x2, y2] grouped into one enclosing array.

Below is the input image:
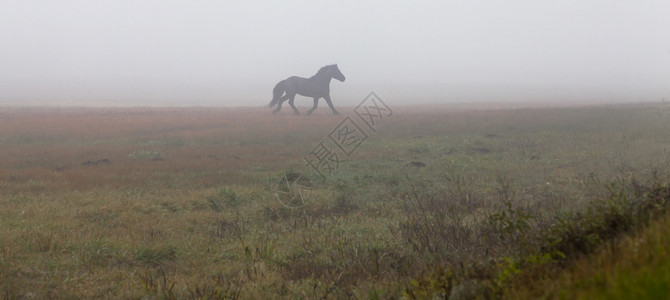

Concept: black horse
[[268, 64, 345, 115]]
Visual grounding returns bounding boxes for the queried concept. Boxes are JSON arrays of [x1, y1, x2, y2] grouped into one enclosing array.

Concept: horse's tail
[[268, 80, 285, 108]]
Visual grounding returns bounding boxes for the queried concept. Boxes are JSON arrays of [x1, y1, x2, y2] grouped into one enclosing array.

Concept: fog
[[1, 1, 669, 107]]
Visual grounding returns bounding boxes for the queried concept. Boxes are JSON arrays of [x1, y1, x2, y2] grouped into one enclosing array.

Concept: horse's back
[[285, 76, 305, 83], [281, 76, 305, 93]]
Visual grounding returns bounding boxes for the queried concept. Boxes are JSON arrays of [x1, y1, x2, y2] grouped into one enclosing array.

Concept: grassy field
[[1, 103, 670, 298], [506, 210, 670, 299]]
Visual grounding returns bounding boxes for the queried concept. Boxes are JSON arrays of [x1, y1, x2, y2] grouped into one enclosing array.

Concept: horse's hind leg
[[323, 95, 339, 115], [307, 97, 319, 115], [288, 95, 300, 115], [272, 94, 291, 113]]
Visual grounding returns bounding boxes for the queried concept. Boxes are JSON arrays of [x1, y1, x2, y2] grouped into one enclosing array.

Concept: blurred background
[[1, 0, 669, 106]]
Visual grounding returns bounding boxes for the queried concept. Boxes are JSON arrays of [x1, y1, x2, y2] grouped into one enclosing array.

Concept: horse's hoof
[[272, 110, 280, 113], [333, 111, 340, 115]]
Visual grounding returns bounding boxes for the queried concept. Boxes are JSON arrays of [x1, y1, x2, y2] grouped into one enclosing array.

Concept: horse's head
[[330, 64, 346, 82]]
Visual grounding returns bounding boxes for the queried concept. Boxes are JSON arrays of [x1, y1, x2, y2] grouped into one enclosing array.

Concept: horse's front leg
[[323, 95, 339, 115], [288, 95, 300, 115], [273, 94, 291, 113], [306, 97, 319, 115]]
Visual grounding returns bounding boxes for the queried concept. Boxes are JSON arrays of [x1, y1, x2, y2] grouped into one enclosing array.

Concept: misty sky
[[1, 1, 669, 106]]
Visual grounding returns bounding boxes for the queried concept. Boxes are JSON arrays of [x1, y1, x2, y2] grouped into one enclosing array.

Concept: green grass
[[506, 205, 670, 299], [1, 104, 670, 298]]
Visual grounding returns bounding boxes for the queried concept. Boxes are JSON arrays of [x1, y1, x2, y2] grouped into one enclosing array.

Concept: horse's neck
[[309, 72, 332, 84]]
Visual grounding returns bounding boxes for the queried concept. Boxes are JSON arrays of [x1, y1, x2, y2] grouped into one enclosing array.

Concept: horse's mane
[[314, 64, 336, 77]]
